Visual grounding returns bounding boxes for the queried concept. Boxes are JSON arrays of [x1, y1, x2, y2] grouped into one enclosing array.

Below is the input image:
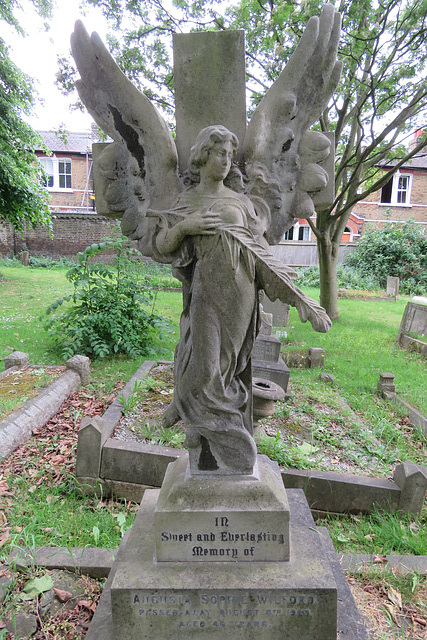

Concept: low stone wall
[[75, 362, 427, 514]]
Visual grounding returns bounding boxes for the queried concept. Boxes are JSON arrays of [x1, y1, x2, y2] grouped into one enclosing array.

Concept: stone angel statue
[[71, 6, 341, 475]]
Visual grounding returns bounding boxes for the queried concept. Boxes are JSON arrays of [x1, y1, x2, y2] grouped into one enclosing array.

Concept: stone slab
[[397, 301, 427, 342], [173, 30, 246, 172], [84, 490, 369, 640], [10, 546, 116, 580], [110, 487, 337, 639], [282, 467, 400, 513], [252, 358, 290, 395], [100, 439, 186, 486], [154, 455, 290, 562], [261, 297, 290, 328], [252, 333, 282, 363]]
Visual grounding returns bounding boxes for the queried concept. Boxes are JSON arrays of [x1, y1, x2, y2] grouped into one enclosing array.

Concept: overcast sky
[[1, 0, 109, 132]]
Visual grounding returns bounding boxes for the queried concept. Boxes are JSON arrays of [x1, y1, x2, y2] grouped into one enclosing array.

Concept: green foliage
[[42, 234, 171, 359], [296, 265, 381, 291], [345, 221, 427, 295], [255, 430, 316, 469], [0, 0, 52, 232]]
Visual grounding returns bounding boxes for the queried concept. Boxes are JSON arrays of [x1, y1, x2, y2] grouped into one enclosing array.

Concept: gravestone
[[72, 9, 368, 640], [386, 276, 399, 297], [253, 304, 290, 395], [397, 297, 427, 355]]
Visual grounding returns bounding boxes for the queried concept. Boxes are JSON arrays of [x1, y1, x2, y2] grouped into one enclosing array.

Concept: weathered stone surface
[[386, 276, 399, 297], [154, 455, 290, 563], [397, 300, 427, 342], [83, 491, 368, 640], [6, 611, 38, 639], [393, 461, 427, 513], [100, 439, 186, 487], [252, 358, 290, 395], [282, 467, 400, 513], [4, 351, 29, 370], [383, 390, 427, 437], [0, 369, 81, 459], [262, 297, 290, 328], [66, 354, 90, 384], [76, 416, 109, 478], [320, 372, 334, 384], [10, 546, 116, 580], [252, 333, 282, 363], [309, 347, 325, 368], [173, 30, 246, 172], [377, 372, 396, 394], [110, 487, 337, 640]]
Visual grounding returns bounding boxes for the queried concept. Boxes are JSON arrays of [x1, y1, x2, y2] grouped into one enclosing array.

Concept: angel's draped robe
[[155, 189, 262, 472]]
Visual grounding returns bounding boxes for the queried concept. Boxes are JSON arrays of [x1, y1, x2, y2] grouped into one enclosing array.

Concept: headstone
[[309, 347, 325, 368], [110, 458, 338, 640], [386, 276, 399, 297], [397, 299, 427, 342], [377, 372, 396, 395], [4, 351, 29, 370], [262, 296, 290, 328], [393, 461, 427, 514]]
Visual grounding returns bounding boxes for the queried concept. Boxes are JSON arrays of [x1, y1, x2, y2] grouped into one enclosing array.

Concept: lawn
[[0, 263, 426, 638]]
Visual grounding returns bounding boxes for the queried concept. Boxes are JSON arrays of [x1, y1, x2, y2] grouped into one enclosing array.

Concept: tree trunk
[[318, 234, 340, 320]]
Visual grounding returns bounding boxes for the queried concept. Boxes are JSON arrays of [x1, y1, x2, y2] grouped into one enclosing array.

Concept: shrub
[[345, 221, 427, 295], [42, 234, 171, 359], [28, 255, 76, 269], [296, 264, 380, 291]]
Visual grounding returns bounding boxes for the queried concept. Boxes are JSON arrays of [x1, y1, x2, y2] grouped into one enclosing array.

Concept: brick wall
[[0, 213, 120, 259]]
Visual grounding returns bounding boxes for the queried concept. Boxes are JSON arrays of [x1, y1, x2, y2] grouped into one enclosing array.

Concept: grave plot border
[[0, 353, 89, 460], [75, 362, 427, 515]]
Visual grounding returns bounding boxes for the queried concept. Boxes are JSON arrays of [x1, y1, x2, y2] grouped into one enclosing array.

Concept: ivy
[[42, 232, 171, 359]]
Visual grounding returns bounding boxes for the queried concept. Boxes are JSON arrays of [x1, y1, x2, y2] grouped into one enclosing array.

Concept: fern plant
[[42, 233, 170, 359]]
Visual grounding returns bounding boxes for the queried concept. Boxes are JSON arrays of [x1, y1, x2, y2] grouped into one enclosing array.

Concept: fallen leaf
[[388, 586, 402, 610], [77, 599, 97, 613], [383, 602, 400, 626], [364, 534, 376, 540], [409, 522, 420, 534], [0, 530, 10, 547], [53, 587, 73, 603], [374, 554, 387, 564]]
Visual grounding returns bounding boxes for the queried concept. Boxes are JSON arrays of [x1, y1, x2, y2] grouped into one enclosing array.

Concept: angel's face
[[202, 141, 233, 182]]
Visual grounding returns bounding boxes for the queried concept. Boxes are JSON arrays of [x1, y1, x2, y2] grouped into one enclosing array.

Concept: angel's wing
[[242, 4, 342, 245], [70, 21, 182, 254]]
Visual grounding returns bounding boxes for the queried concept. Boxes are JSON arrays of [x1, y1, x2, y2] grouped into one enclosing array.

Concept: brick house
[[36, 129, 96, 214], [0, 128, 119, 258], [351, 139, 427, 234]]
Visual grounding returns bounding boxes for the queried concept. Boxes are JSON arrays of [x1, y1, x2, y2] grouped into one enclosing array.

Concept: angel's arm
[[147, 210, 222, 255]]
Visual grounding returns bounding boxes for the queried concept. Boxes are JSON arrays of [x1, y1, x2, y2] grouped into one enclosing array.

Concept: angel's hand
[[183, 211, 222, 236]]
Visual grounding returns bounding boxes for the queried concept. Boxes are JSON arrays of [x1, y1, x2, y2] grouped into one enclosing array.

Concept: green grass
[[283, 288, 426, 416], [320, 506, 427, 556]]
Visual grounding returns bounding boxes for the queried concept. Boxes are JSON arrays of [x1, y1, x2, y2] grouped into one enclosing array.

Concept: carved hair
[[185, 125, 240, 185]]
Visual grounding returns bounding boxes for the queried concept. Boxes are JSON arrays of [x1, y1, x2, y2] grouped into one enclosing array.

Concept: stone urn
[[252, 376, 285, 437]]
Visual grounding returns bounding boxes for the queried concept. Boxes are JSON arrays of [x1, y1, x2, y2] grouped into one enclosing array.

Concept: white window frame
[[283, 222, 311, 241], [380, 171, 412, 207], [39, 155, 72, 191]]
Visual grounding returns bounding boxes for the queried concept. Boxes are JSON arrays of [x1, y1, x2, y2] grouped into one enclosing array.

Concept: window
[[380, 172, 412, 205], [39, 156, 72, 190], [283, 223, 310, 241]]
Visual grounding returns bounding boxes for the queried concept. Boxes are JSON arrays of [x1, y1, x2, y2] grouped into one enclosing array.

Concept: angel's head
[[186, 125, 242, 188]]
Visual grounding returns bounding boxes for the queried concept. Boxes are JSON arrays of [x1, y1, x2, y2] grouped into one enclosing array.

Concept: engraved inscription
[[159, 514, 287, 561], [132, 591, 317, 631]]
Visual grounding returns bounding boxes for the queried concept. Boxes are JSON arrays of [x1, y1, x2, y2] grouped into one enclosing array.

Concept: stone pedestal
[[109, 455, 338, 640], [154, 455, 290, 563]]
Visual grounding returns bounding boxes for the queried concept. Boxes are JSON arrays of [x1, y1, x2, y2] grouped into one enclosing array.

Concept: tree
[[62, 0, 427, 317], [0, 0, 52, 233]]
